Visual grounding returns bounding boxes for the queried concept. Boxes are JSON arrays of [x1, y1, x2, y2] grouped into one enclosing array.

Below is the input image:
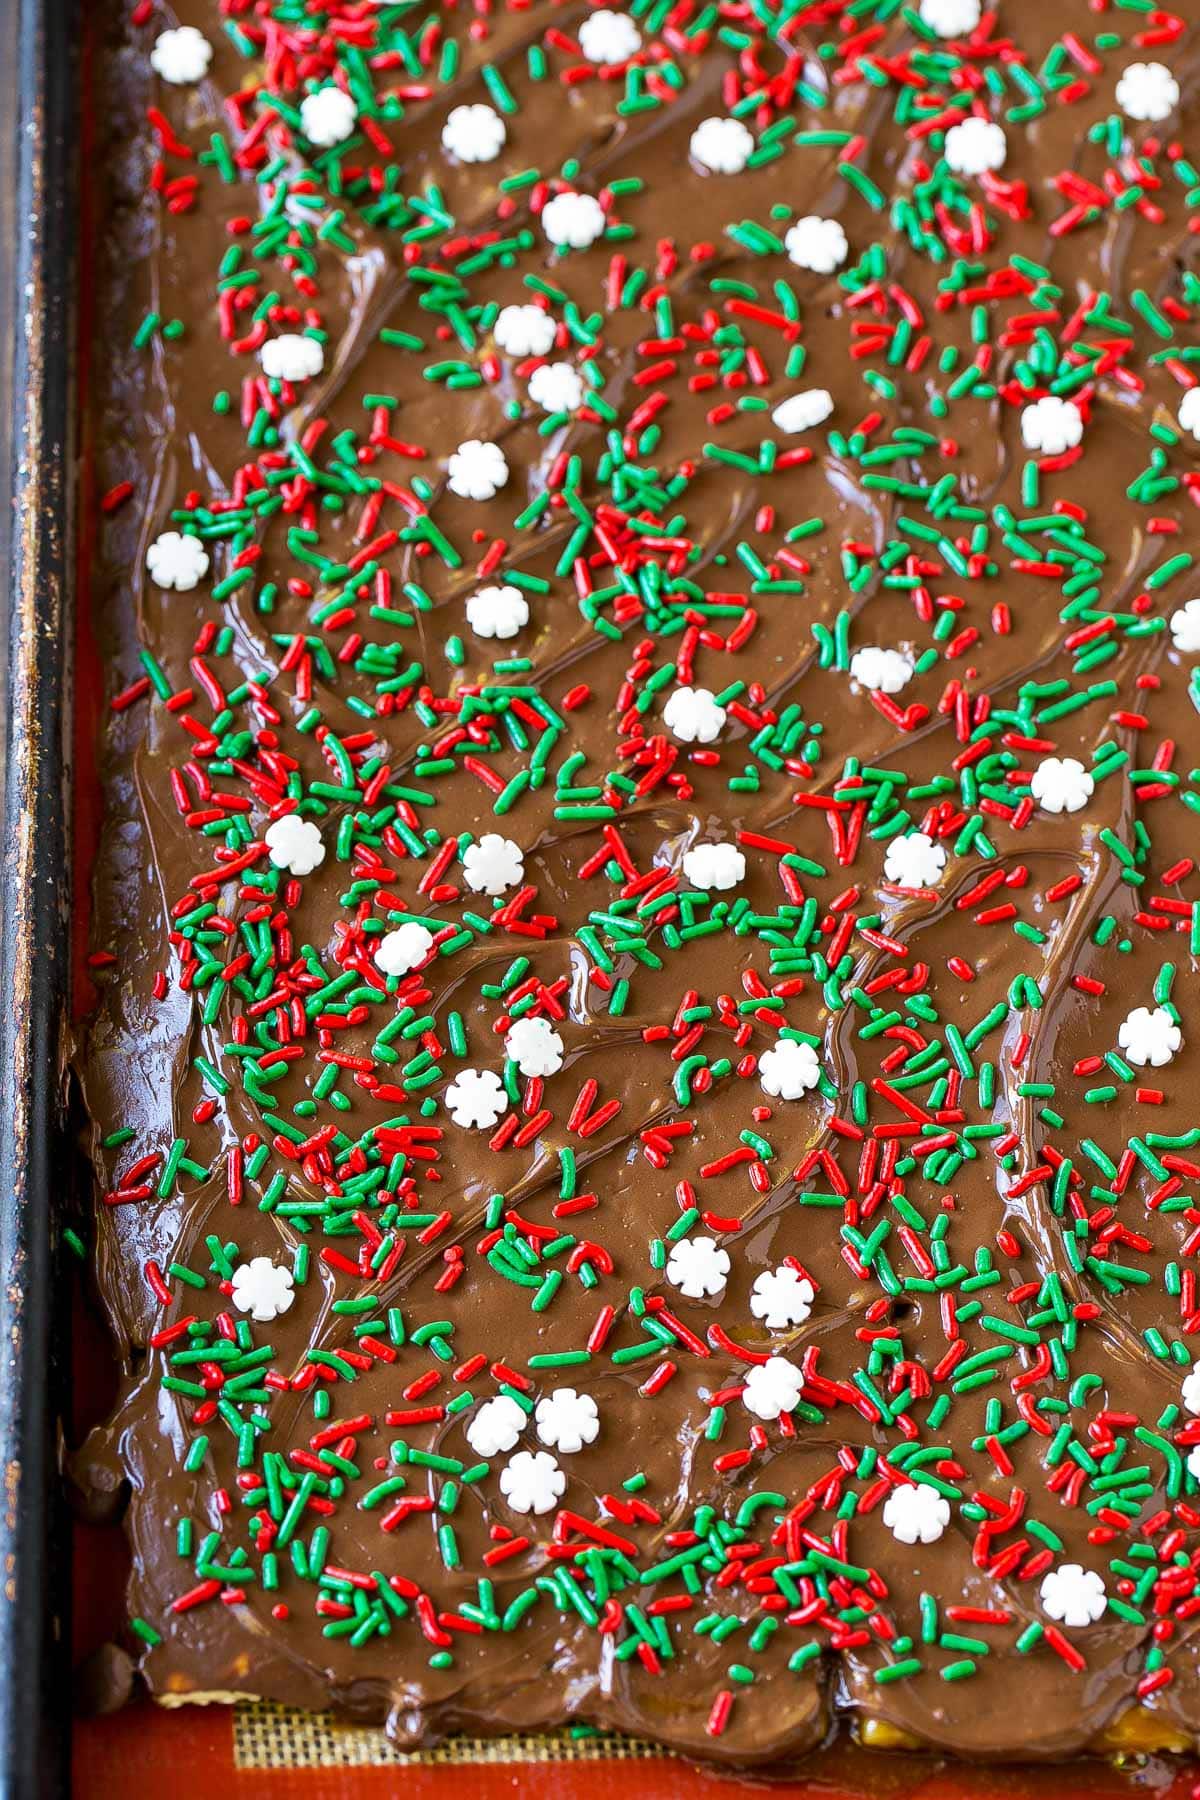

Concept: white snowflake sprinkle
[[883, 1482, 950, 1546], [300, 87, 358, 147], [1182, 1361, 1200, 1415], [742, 1356, 805, 1420], [375, 920, 434, 977], [146, 531, 209, 592], [772, 389, 834, 434], [463, 833, 524, 895], [230, 1257, 294, 1324], [534, 1388, 599, 1454], [1117, 1005, 1182, 1069], [150, 25, 212, 85], [750, 1265, 814, 1329], [1169, 599, 1200, 653], [264, 814, 325, 878], [528, 361, 584, 415], [445, 1067, 509, 1129], [690, 116, 755, 174], [1021, 395, 1083, 456], [1040, 1564, 1107, 1628], [578, 8, 642, 64], [665, 1235, 731, 1300], [850, 645, 913, 694], [1188, 1444, 1200, 1484], [261, 333, 324, 383], [466, 582, 528, 639], [682, 842, 745, 891], [466, 1394, 526, 1458], [883, 831, 947, 890], [1179, 388, 1200, 442], [784, 216, 848, 274], [918, 0, 981, 37], [1116, 61, 1179, 123], [441, 103, 506, 164], [943, 116, 1007, 177], [1029, 755, 1094, 815], [759, 1037, 820, 1100], [542, 191, 607, 251], [499, 1449, 566, 1515], [662, 685, 726, 744], [505, 1016, 564, 1078], [494, 304, 557, 358], [448, 439, 509, 502]]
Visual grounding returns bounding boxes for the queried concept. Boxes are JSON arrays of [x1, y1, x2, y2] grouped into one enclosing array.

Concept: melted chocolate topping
[[75, 0, 1200, 1767]]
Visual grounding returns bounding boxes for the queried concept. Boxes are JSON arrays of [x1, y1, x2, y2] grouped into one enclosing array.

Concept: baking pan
[[1, 0, 79, 1794], [39, 6, 1200, 1798]]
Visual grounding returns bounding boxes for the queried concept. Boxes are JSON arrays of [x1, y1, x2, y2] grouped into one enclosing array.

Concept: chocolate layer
[[76, 0, 1200, 1766]]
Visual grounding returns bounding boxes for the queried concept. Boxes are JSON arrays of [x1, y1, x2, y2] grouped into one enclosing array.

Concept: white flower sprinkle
[[1021, 395, 1083, 456], [772, 389, 834, 434], [682, 842, 745, 891], [662, 685, 726, 744], [883, 1482, 951, 1546], [264, 814, 325, 877], [578, 8, 642, 64], [466, 582, 528, 639], [261, 334, 324, 383], [150, 26, 212, 85], [534, 1388, 599, 1454], [375, 920, 434, 978], [742, 1356, 805, 1420], [784, 215, 848, 273], [146, 531, 209, 592], [505, 1015, 565, 1078], [494, 304, 557, 358], [462, 833, 524, 895], [665, 1235, 731, 1300], [528, 361, 584, 415], [1179, 388, 1200, 442], [690, 116, 755, 174], [1040, 1564, 1107, 1628], [1181, 1361, 1200, 1416], [231, 1257, 294, 1324], [444, 1067, 509, 1129], [918, 0, 981, 37], [499, 1449, 566, 1515], [850, 645, 914, 694], [883, 831, 947, 890], [542, 191, 606, 251], [1029, 755, 1094, 815], [448, 439, 509, 502], [1169, 599, 1200, 653], [466, 1394, 526, 1458], [300, 87, 358, 147], [750, 1265, 814, 1329], [943, 115, 1007, 177], [441, 103, 506, 164], [1117, 1004, 1182, 1069], [758, 1037, 820, 1100], [1116, 61, 1179, 123]]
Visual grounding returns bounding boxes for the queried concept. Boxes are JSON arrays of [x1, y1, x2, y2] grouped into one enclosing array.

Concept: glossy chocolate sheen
[[75, 0, 1200, 1768]]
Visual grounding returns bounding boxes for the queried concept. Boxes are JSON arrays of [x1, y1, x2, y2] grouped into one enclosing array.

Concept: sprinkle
[[146, 532, 209, 593], [442, 105, 507, 166], [149, 26, 211, 86], [784, 217, 848, 275]]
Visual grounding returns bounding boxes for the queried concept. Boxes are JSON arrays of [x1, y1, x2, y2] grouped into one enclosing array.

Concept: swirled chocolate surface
[[76, 0, 1200, 1767]]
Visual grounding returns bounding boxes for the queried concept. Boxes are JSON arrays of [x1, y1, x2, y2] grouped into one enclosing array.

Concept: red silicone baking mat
[[70, 1697, 1200, 1800]]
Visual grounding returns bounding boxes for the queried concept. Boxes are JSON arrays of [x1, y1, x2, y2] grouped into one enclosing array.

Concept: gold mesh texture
[[233, 1703, 669, 1770]]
